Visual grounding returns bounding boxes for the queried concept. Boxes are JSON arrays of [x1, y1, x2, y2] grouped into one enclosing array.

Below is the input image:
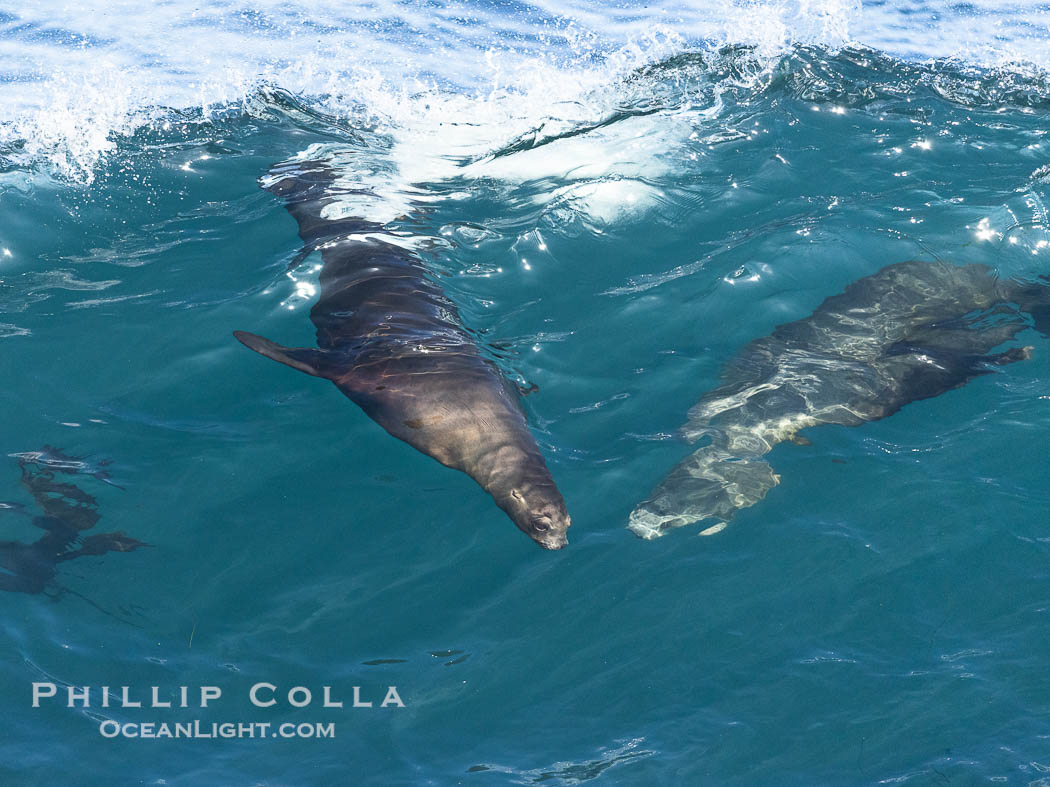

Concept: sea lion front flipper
[[233, 331, 336, 379], [64, 531, 150, 559], [987, 346, 1033, 365]]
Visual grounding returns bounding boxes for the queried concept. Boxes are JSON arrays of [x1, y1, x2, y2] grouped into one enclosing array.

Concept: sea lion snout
[[522, 507, 571, 549], [538, 531, 569, 550], [505, 487, 571, 550], [532, 509, 571, 550], [530, 516, 570, 550]]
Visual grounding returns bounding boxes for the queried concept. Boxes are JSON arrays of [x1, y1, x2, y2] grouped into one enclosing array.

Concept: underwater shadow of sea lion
[[234, 151, 570, 549], [0, 450, 147, 594], [629, 260, 1050, 539]]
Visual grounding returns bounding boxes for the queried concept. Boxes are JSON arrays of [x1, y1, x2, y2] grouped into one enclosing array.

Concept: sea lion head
[[503, 480, 571, 550]]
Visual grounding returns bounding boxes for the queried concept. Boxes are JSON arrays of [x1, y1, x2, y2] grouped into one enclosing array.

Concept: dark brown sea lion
[[235, 154, 570, 549]]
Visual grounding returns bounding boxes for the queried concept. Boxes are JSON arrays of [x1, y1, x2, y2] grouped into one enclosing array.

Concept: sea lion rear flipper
[[233, 331, 336, 379], [1029, 303, 1050, 338]]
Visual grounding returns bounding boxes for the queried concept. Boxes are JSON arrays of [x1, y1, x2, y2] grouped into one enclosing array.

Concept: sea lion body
[[630, 260, 1049, 539], [236, 156, 570, 549]]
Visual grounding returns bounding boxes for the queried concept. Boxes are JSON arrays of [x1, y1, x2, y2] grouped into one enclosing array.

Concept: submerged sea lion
[[235, 153, 570, 549], [7, 445, 122, 488], [0, 453, 146, 594], [629, 260, 1050, 539]]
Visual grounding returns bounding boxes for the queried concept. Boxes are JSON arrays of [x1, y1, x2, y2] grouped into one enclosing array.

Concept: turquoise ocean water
[[2, 2, 1050, 784]]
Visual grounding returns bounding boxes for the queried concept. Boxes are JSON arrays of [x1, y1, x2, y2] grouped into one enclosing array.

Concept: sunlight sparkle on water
[[973, 217, 999, 242]]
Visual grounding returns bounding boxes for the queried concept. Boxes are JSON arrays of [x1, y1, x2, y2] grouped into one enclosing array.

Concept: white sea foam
[[0, 1, 867, 183], [5, 1, 1049, 186]]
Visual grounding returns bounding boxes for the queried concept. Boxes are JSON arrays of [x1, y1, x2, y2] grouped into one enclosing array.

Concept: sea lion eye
[[532, 518, 550, 533]]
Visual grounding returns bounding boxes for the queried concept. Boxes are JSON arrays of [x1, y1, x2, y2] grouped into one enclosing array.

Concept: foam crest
[[0, 1, 866, 184]]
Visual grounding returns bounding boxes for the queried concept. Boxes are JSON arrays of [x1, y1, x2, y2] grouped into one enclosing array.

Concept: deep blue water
[[3, 3, 1050, 785]]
